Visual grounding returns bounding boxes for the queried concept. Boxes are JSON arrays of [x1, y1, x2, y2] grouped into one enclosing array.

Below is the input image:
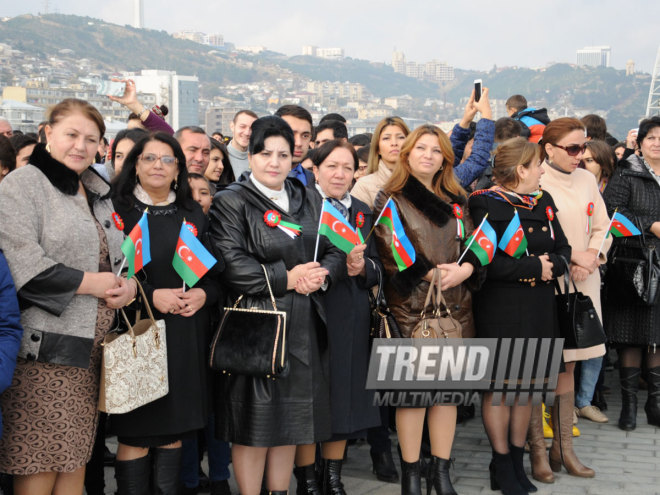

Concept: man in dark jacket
[[506, 94, 550, 144]]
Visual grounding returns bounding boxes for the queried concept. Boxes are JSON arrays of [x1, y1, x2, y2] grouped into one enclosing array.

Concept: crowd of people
[[0, 81, 659, 495]]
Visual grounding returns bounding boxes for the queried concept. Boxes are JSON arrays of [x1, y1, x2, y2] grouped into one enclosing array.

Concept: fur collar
[[30, 143, 80, 195], [400, 175, 466, 228]]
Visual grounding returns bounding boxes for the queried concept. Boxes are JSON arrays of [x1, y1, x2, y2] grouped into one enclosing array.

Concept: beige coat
[[540, 163, 611, 361], [351, 160, 392, 210]]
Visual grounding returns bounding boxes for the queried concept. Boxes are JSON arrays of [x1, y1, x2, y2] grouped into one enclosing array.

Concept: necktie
[[328, 197, 349, 221], [294, 165, 307, 186]]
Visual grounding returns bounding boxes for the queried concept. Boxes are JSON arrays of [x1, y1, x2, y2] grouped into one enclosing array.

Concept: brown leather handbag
[[411, 268, 462, 339]]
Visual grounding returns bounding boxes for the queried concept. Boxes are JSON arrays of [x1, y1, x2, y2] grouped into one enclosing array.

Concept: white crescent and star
[[135, 239, 142, 256], [477, 236, 493, 251], [178, 245, 193, 262]]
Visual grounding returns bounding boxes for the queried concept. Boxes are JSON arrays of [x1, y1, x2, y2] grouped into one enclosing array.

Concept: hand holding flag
[[172, 221, 217, 288], [597, 209, 642, 257]]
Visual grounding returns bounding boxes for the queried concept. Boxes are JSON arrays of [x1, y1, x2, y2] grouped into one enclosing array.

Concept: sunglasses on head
[[553, 143, 587, 156]]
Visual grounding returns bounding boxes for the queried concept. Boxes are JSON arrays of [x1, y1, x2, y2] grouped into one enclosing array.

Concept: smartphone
[[95, 80, 126, 97], [474, 79, 482, 102]]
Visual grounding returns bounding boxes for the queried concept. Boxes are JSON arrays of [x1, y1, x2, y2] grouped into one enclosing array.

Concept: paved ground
[[99, 366, 660, 495]]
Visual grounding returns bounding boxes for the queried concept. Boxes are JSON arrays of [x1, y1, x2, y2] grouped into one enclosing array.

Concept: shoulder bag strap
[[421, 268, 438, 317], [260, 264, 279, 311]]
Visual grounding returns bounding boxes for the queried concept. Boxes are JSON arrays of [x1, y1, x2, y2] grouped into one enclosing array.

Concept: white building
[[302, 46, 344, 60], [133, 0, 144, 29], [576, 46, 611, 68], [0, 100, 45, 133]]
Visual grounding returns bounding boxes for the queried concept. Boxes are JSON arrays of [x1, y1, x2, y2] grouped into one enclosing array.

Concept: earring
[[173, 180, 178, 191], [45, 143, 51, 153]]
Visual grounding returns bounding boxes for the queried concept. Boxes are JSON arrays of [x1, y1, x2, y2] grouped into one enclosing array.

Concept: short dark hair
[[210, 137, 236, 185], [249, 116, 295, 155], [232, 110, 258, 123], [348, 133, 372, 147], [637, 116, 660, 150], [584, 139, 616, 180], [9, 133, 38, 154], [274, 105, 313, 128], [113, 132, 194, 210], [315, 119, 348, 141], [0, 135, 16, 174], [494, 117, 525, 142], [505, 95, 528, 112], [355, 145, 370, 164], [311, 139, 359, 171], [320, 112, 346, 124], [581, 114, 608, 141], [174, 126, 207, 140], [110, 128, 149, 167]]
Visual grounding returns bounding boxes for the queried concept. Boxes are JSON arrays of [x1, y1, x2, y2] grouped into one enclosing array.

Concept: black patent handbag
[[554, 257, 606, 349], [209, 265, 289, 379], [608, 233, 660, 306], [368, 258, 403, 339]]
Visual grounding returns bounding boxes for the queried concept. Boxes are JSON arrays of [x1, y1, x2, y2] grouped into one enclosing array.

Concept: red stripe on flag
[[504, 226, 524, 256], [321, 211, 358, 244], [176, 238, 208, 278], [612, 220, 633, 236], [129, 225, 144, 272], [393, 232, 413, 267], [475, 229, 495, 260]]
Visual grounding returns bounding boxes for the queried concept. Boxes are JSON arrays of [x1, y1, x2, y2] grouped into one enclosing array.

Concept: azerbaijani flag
[[608, 211, 642, 238], [498, 210, 527, 258], [465, 217, 497, 266], [172, 221, 217, 287], [318, 200, 361, 254], [377, 198, 416, 271], [120, 210, 151, 279]]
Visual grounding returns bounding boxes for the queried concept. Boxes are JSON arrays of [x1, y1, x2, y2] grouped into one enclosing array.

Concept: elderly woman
[[0, 98, 135, 495], [208, 116, 345, 495]]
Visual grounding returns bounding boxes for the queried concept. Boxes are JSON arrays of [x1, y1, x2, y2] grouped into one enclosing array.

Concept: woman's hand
[[650, 221, 660, 239], [287, 262, 321, 290], [77, 272, 121, 299], [571, 264, 590, 282], [571, 249, 599, 273], [172, 288, 207, 317], [108, 79, 143, 116], [104, 277, 137, 309], [459, 90, 478, 128], [152, 288, 186, 315], [295, 267, 329, 294], [346, 244, 367, 277], [626, 128, 638, 150], [473, 87, 493, 120], [437, 262, 474, 290], [539, 254, 554, 281]]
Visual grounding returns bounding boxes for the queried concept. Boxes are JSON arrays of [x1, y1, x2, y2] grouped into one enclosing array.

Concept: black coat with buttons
[[468, 190, 571, 344]]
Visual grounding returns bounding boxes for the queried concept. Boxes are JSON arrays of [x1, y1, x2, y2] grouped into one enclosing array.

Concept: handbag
[[209, 265, 289, 378], [411, 268, 462, 339], [554, 257, 606, 349], [368, 258, 403, 339], [98, 280, 169, 414], [608, 233, 660, 306]]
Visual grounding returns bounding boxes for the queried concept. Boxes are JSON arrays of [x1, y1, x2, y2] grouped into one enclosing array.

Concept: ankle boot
[[321, 459, 346, 495], [371, 449, 399, 482], [400, 459, 422, 495], [489, 452, 526, 495], [152, 447, 181, 495], [114, 454, 151, 495], [509, 445, 537, 493], [527, 405, 553, 483], [619, 367, 640, 431], [548, 393, 595, 478], [644, 367, 660, 427], [427, 456, 457, 495], [293, 464, 321, 495]]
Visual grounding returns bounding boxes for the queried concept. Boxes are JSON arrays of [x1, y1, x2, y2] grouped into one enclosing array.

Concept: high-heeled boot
[[527, 405, 553, 483], [321, 459, 346, 495], [427, 456, 457, 495], [152, 447, 182, 495], [644, 366, 660, 427], [548, 393, 594, 478], [489, 452, 526, 495], [400, 459, 422, 495], [293, 464, 321, 495], [509, 445, 536, 492], [114, 454, 151, 495], [619, 367, 640, 431]]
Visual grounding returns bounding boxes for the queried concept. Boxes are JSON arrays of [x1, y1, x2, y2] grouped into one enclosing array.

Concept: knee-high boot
[[114, 454, 151, 495], [548, 393, 594, 478], [644, 366, 660, 427], [527, 405, 553, 483], [152, 447, 182, 495], [619, 367, 640, 431]]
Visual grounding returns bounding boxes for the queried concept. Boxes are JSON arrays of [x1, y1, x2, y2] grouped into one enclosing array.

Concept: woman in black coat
[[111, 132, 219, 494], [603, 116, 660, 431], [208, 117, 346, 495], [293, 140, 382, 493]]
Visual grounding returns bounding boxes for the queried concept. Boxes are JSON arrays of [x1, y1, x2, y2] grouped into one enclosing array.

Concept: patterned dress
[[0, 221, 115, 474]]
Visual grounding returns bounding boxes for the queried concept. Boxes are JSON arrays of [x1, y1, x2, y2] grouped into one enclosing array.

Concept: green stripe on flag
[[121, 236, 136, 279], [173, 254, 200, 287], [319, 223, 356, 254]]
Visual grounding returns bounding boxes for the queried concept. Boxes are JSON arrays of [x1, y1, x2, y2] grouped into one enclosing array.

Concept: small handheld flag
[[318, 200, 361, 254], [498, 210, 527, 259], [120, 210, 151, 279], [608, 211, 642, 238], [458, 214, 497, 266], [377, 198, 416, 271], [172, 221, 217, 287]]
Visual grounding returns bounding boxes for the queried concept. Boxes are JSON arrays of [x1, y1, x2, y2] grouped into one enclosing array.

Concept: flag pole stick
[[597, 207, 617, 258], [364, 195, 392, 243], [182, 281, 186, 293], [313, 200, 326, 262], [457, 214, 488, 264], [116, 257, 127, 277]]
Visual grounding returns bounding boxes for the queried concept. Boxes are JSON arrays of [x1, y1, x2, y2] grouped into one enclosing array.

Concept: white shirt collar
[[250, 174, 289, 213]]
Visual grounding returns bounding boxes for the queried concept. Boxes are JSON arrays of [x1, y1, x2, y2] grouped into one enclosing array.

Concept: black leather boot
[[645, 366, 660, 427], [400, 459, 422, 495], [427, 456, 457, 495], [114, 454, 151, 495], [293, 464, 321, 495], [321, 459, 346, 495], [619, 367, 640, 431], [152, 447, 181, 495], [509, 445, 537, 493], [371, 449, 399, 482], [489, 452, 527, 495]]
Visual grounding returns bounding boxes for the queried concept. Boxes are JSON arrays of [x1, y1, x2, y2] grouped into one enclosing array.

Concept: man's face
[[230, 113, 257, 151], [281, 115, 312, 166], [178, 130, 210, 175], [315, 128, 335, 148], [0, 121, 13, 138]]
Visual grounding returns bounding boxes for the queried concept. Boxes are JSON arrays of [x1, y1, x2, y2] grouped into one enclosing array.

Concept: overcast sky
[[2, 0, 659, 73]]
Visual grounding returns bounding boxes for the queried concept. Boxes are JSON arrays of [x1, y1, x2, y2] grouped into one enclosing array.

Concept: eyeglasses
[[552, 143, 587, 157], [139, 153, 177, 165]]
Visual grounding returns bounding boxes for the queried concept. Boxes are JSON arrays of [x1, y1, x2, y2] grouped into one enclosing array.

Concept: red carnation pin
[[453, 204, 463, 219], [264, 210, 281, 228], [111, 212, 124, 231], [587, 202, 594, 216], [356, 211, 365, 228], [184, 221, 198, 237], [546, 206, 554, 222]]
